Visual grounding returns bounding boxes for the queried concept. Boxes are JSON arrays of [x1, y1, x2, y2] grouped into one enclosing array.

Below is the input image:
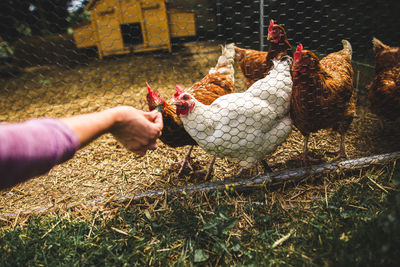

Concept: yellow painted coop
[[72, 0, 196, 59]]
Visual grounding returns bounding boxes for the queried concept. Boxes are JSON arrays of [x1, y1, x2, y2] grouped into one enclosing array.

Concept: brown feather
[[234, 24, 293, 88], [290, 41, 355, 137], [368, 38, 400, 121]]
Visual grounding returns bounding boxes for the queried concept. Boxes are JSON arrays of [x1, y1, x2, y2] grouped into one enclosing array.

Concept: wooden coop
[[72, 0, 196, 59]]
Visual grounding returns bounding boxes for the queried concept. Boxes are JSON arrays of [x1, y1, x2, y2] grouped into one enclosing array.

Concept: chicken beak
[[171, 99, 180, 106]]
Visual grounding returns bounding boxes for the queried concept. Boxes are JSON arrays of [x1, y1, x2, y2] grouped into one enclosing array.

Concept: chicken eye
[[182, 95, 190, 100]]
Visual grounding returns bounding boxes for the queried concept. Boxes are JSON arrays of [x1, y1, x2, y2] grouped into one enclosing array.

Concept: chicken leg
[[328, 133, 347, 161], [299, 135, 320, 166], [302, 135, 310, 165], [203, 156, 216, 180], [173, 146, 195, 176]]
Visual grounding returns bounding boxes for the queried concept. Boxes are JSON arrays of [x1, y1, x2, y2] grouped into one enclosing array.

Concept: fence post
[[260, 0, 264, 51]]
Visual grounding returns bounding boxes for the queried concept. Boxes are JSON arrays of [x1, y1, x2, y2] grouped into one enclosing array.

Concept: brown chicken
[[146, 43, 235, 179], [234, 19, 293, 88], [290, 40, 355, 164], [367, 38, 400, 121]]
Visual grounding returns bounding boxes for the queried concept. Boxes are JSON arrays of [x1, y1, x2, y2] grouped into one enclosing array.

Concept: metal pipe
[[1, 152, 399, 218], [260, 0, 264, 50]]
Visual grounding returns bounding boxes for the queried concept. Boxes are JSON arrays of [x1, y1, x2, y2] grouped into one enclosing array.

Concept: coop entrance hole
[[120, 23, 143, 46]]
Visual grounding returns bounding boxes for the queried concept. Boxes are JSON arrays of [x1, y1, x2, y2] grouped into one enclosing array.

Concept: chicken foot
[[173, 146, 195, 176], [173, 146, 217, 180], [296, 135, 321, 166], [235, 159, 273, 177], [183, 156, 216, 180], [261, 159, 273, 173], [327, 133, 347, 161]]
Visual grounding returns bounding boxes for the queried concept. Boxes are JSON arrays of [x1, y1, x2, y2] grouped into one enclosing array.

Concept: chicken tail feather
[[234, 46, 245, 61], [341, 40, 352, 59], [208, 43, 236, 82], [372, 37, 389, 54]]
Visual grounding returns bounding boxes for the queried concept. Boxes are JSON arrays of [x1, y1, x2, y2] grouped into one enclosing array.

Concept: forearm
[[61, 106, 163, 154], [60, 108, 118, 148]]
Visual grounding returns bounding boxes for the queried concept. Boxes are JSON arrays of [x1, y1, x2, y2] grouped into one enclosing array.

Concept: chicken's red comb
[[268, 19, 274, 33], [294, 44, 303, 62], [146, 82, 153, 94], [174, 85, 185, 98], [146, 82, 164, 102]]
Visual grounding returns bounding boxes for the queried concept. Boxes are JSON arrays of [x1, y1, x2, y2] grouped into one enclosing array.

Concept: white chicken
[[172, 56, 293, 175]]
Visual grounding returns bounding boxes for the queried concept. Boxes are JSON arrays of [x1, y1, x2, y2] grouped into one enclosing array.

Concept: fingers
[[144, 111, 163, 140], [145, 110, 159, 121], [153, 112, 163, 129], [145, 111, 164, 130], [133, 149, 147, 157], [130, 140, 158, 156], [111, 107, 163, 156], [132, 145, 158, 157]]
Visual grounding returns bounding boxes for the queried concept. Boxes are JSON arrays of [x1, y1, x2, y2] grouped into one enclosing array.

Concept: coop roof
[[71, 19, 92, 29], [84, 0, 100, 10]]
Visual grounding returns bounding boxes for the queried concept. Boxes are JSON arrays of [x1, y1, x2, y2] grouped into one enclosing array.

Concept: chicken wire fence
[[0, 0, 400, 206]]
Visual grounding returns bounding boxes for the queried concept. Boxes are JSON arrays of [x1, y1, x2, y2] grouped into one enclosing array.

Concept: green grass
[[1, 165, 400, 266]]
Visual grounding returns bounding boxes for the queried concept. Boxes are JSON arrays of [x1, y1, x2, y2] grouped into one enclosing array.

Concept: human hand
[[109, 106, 163, 156]]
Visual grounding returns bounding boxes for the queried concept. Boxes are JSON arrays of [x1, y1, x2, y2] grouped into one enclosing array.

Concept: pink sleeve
[[0, 118, 79, 189]]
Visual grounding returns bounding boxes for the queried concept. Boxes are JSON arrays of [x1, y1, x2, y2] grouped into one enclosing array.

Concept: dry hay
[[0, 41, 399, 218]]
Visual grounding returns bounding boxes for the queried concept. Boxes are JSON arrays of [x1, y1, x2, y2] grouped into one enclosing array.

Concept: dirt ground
[[0, 42, 399, 216]]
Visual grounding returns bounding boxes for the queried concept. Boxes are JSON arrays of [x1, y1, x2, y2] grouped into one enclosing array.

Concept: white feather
[[179, 56, 293, 169]]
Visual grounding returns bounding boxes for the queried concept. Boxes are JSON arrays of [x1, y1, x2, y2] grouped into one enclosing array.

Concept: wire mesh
[[0, 0, 399, 215]]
